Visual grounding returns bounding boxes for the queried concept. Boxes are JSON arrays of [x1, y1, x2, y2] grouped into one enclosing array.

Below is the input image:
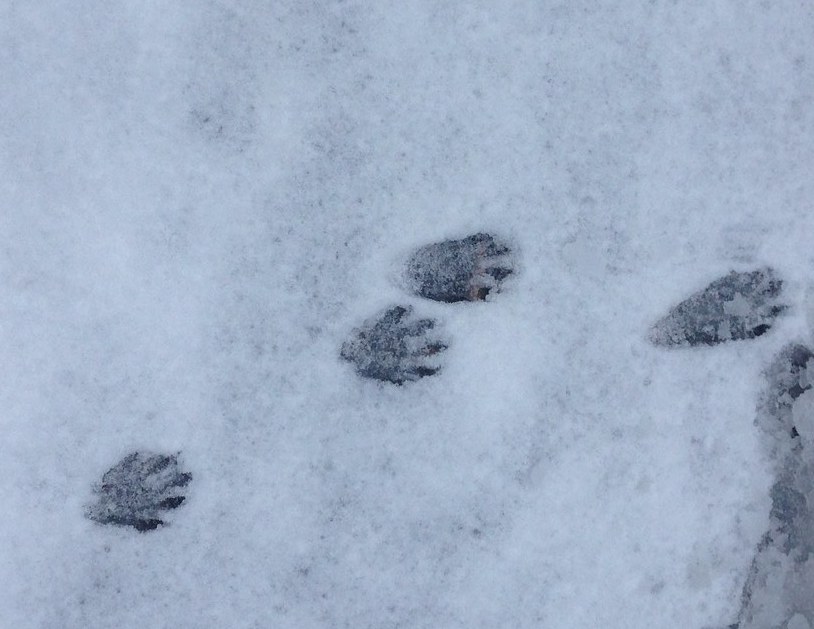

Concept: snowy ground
[[2, 2, 814, 627]]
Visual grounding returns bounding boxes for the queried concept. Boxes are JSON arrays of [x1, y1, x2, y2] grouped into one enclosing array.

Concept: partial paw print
[[727, 343, 814, 629], [732, 464, 814, 629], [769, 474, 810, 555], [404, 232, 514, 303], [86, 451, 192, 532], [760, 344, 814, 445], [649, 267, 786, 347], [340, 306, 447, 385]]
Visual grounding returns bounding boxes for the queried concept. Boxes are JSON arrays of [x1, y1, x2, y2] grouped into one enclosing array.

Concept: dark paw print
[[86, 452, 192, 532], [340, 305, 448, 384], [404, 232, 514, 303], [649, 267, 786, 347]]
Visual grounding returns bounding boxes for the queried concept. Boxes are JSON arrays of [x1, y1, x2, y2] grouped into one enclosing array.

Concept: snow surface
[[2, 1, 814, 627]]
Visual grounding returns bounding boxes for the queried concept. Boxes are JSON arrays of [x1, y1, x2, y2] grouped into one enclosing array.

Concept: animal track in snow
[[404, 232, 514, 303], [649, 267, 786, 347], [86, 451, 192, 532], [340, 305, 447, 385], [730, 344, 814, 629]]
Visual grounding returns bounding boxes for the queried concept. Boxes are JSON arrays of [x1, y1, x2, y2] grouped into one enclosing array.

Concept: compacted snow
[[2, 2, 814, 628]]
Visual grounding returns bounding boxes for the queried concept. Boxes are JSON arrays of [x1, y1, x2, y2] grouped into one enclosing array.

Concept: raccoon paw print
[[340, 305, 448, 384], [649, 267, 786, 347], [86, 451, 192, 532], [404, 232, 514, 303]]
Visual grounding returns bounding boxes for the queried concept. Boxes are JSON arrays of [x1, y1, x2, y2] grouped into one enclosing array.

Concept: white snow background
[[1, 1, 813, 627]]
